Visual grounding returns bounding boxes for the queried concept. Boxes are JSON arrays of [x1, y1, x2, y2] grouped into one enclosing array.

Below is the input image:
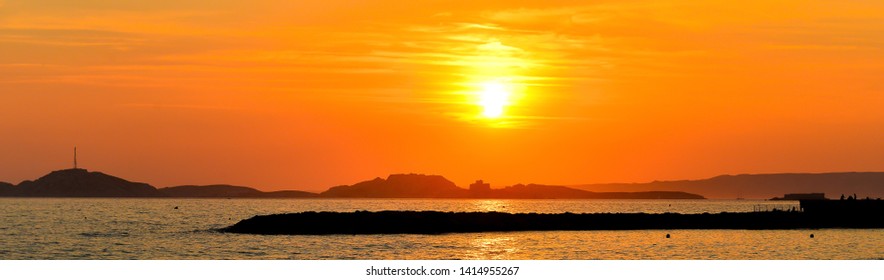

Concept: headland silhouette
[[3, 168, 884, 200]]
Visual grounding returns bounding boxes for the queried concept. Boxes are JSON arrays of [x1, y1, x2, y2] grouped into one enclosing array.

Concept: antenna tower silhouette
[[74, 147, 77, 169]]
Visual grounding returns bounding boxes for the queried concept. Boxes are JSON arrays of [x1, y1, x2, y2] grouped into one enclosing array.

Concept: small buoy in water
[[810, 234, 814, 238], [666, 234, 670, 238], [174, 206, 179, 209]]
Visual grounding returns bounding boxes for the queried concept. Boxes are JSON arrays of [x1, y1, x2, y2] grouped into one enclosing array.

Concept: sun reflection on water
[[471, 199, 511, 212], [1, 199, 880, 259], [464, 235, 519, 260]]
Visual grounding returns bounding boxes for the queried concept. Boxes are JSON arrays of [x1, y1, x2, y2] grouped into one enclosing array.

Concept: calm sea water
[[0, 198, 881, 259]]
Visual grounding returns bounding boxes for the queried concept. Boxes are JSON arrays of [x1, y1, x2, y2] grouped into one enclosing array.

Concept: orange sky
[[1, 0, 883, 192]]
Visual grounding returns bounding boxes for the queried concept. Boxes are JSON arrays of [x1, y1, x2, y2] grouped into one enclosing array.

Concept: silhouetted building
[[470, 180, 491, 192]]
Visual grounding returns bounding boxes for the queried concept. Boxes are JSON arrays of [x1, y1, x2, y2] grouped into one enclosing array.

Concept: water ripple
[[0, 198, 881, 259]]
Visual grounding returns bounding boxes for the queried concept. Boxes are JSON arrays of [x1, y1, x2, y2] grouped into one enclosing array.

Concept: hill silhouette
[[14, 168, 162, 197], [1, 169, 319, 198], [573, 172, 884, 199], [0, 181, 15, 196], [321, 174, 467, 198], [9, 168, 879, 199], [489, 184, 703, 199], [320, 174, 704, 199], [160, 185, 317, 198], [0, 170, 704, 199]]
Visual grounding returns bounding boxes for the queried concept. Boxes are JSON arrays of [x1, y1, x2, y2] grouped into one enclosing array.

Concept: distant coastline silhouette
[[0, 169, 702, 199], [2, 168, 884, 199], [573, 173, 884, 199]]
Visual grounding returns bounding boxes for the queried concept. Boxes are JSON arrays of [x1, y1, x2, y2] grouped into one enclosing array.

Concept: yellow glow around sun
[[477, 80, 511, 118]]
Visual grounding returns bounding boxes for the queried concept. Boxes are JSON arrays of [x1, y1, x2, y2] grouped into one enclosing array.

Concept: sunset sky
[[1, 0, 883, 191]]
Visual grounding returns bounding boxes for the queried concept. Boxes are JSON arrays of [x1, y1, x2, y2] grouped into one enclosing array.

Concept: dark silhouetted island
[[487, 183, 703, 199], [222, 199, 884, 235], [160, 184, 262, 197], [0, 168, 317, 198], [258, 190, 323, 198], [12, 168, 162, 197], [321, 174, 465, 198], [573, 172, 884, 199], [159, 185, 318, 198], [8, 169, 882, 200], [0, 181, 16, 196], [0, 170, 704, 199], [321, 174, 704, 199]]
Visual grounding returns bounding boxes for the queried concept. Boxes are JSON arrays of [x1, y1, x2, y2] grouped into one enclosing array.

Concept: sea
[[0, 198, 881, 260]]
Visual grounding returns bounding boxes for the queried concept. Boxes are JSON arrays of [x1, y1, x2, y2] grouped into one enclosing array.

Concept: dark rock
[[222, 207, 884, 235]]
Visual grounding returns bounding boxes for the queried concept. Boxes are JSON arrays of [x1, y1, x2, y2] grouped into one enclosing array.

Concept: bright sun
[[477, 80, 511, 118]]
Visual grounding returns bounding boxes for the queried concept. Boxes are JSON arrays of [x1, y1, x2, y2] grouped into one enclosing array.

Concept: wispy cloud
[[2, 0, 882, 128]]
